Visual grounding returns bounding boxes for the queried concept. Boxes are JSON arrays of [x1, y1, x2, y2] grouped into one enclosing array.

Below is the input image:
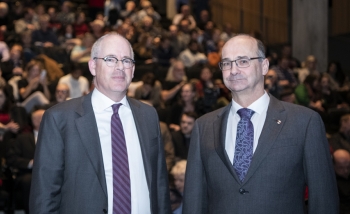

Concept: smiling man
[[182, 34, 338, 214], [30, 33, 171, 214]]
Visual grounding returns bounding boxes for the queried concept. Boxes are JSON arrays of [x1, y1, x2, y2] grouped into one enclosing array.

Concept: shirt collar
[[231, 91, 270, 116], [91, 88, 130, 113]]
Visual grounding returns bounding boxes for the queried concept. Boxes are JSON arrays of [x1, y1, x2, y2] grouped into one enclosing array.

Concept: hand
[[29, 77, 40, 89], [169, 124, 180, 132], [5, 121, 20, 133]]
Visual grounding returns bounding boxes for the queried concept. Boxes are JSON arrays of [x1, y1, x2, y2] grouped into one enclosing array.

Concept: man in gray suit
[[29, 33, 171, 214], [182, 34, 338, 214]]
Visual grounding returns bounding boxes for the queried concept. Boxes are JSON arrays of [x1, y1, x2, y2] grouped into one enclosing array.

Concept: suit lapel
[[243, 96, 286, 184], [214, 103, 241, 183], [127, 98, 152, 188], [75, 93, 108, 198]]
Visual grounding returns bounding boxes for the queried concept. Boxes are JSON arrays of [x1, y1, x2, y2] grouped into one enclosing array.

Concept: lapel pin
[[276, 120, 281, 124]]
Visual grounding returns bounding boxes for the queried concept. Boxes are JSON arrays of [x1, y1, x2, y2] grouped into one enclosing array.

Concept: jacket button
[[239, 188, 248, 194]]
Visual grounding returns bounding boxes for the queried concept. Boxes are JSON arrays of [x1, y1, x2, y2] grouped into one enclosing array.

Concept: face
[[334, 159, 350, 178], [221, 36, 268, 96], [10, 45, 22, 60], [321, 76, 329, 88], [173, 62, 185, 81], [181, 84, 195, 102], [55, 84, 69, 102], [200, 67, 212, 81], [173, 174, 185, 193], [29, 65, 41, 78], [180, 114, 195, 136], [31, 109, 45, 130], [89, 35, 134, 101]]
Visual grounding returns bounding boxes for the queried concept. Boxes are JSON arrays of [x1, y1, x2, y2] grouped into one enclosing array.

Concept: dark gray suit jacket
[[183, 95, 338, 214], [29, 93, 171, 214]]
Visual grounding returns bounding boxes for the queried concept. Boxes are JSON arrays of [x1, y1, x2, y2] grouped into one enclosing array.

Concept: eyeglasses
[[56, 90, 68, 94], [218, 57, 263, 70], [93, 56, 135, 68]]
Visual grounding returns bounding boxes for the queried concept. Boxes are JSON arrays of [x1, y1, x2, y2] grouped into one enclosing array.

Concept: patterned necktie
[[233, 108, 255, 182], [111, 104, 131, 214]]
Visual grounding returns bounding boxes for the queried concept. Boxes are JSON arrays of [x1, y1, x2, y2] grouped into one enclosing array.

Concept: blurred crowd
[[0, 0, 348, 213]]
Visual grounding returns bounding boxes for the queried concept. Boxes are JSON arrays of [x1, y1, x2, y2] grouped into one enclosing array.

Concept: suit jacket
[[29, 93, 171, 214], [183, 95, 338, 214]]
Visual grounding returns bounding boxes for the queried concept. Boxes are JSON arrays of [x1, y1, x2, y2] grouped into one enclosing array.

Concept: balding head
[[333, 149, 350, 178]]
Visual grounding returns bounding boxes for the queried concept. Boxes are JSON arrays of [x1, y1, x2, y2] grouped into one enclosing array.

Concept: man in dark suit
[[182, 34, 338, 214], [30, 33, 171, 214]]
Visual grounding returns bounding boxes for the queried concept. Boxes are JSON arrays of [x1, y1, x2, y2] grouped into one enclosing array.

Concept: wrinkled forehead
[[100, 35, 133, 58], [222, 36, 258, 59]]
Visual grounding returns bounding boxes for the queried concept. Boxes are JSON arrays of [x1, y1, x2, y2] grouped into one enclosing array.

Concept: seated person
[[333, 149, 350, 214], [7, 108, 45, 214], [329, 114, 350, 153], [134, 72, 163, 109], [169, 160, 187, 214], [18, 60, 50, 113], [58, 62, 89, 99]]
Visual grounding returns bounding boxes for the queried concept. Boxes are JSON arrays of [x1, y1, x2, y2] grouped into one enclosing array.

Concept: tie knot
[[112, 103, 122, 114], [237, 108, 255, 120]]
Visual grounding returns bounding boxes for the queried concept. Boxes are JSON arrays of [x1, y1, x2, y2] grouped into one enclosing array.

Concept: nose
[[114, 60, 124, 70], [229, 61, 239, 75]]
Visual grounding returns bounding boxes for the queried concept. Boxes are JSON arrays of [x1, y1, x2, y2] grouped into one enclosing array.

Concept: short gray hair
[[90, 32, 134, 59]]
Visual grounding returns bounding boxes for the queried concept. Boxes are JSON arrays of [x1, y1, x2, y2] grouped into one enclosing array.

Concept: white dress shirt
[[92, 89, 151, 214], [225, 91, 270, 164]]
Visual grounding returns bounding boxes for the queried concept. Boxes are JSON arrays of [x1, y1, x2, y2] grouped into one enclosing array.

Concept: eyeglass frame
[[218, 57, 264, 71], [93, 56, 136, 68]]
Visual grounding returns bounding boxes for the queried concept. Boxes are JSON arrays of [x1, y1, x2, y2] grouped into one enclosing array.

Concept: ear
[[131, 65, 135, 78], [261, 58, 269, 75], [88, 59, 96, 76]]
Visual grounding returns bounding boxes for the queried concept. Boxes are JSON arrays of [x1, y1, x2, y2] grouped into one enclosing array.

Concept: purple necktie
[[233, 108, 255, 182], [111, 104, 131, 214]]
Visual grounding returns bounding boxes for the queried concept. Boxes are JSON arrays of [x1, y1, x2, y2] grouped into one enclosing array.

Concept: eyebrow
[[222, 56, 249, 61]]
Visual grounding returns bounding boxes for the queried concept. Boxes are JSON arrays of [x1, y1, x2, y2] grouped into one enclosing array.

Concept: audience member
[[161, 60, 187, 106], [134, 72, 163, 109], [167, 83, 203, 130], [195, 66, 220, 113], [172, 5, 196, 30], [168, 24, 187, 56], [294, 74, 324, 112], [271, 57, 298, 89], [73, 12, 90, 39], [197, 9, 210, 31], [14, 8, 39, 35], [18, 60, 50, 113], [32, 14, 59, 48], [56, 1, 75, 25], [47, 6, 61, 33], [264, 69, 282, 99], [297, 55, 319, 84], [0, 2, 14, 42], [0, 44, 24, 82], [280, 44, 300, 69], [171, 112, 197, 159], [70, 32, 95, 63], [333, 149, 350, 214], [0, 41, 9, 62], [7, 108, 45, 214], [326, 61, 349, 91], [120, 1, 137, 20], [170, 160, 187, 214], [330, 114, 350, 153], [58, 62, 89, 99], [179, 40, 207, 68], [153, 36, 176, 67], [90, 19, 106, 39], [220, 23, 235, 42]]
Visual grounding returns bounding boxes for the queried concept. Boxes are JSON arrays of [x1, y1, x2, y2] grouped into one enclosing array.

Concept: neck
[[232, 89, 265, 107]]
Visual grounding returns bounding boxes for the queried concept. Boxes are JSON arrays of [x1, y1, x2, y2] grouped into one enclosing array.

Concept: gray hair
[[170, 160, 187, 176], [90, 32, 134, 59]]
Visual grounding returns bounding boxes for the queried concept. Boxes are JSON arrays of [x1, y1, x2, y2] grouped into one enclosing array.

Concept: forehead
[[222, 36, 257, 59], [99, 35, 132, 57]]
